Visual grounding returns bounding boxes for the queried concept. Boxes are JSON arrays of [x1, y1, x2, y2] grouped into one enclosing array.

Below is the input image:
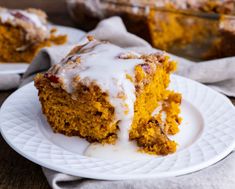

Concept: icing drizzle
[[0, 8, 47, 31], [51, 38, 144, 156]]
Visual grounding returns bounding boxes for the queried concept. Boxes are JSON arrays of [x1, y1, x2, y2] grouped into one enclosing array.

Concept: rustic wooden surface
[[0, 0, 76, 27], [0, 91, 51, 189]]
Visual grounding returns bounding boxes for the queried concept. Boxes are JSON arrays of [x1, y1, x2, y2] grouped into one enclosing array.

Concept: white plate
[[0, 63, 29, 75], [1, 75, 235, 180], [0, 25, 85, 75]]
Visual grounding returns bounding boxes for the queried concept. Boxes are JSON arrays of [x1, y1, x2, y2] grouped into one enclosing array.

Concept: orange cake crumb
[[35, 38, 182, 156], [0, 7, 67, 63]]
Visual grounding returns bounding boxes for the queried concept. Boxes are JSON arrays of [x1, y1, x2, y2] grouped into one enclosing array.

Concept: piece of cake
[[0, 7, 67, 63], [35, 37, 182, 155]]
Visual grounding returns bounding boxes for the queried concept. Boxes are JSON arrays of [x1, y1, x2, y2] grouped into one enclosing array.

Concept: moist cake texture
[[35, 37, 182, 155], [0, 7, 67, 63]]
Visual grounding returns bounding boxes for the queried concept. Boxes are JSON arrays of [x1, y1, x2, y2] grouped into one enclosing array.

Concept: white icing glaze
[[132, 5, 139, 14], [0, 8, 47, 30], [85, 101, 167, 160], [151, 102, 162, 116], [0, 9, 14, 22], [19, 10, 47, 30], [151, 102, 167, 130], [54, 39, 144, 157], [145, 6, 150, 15], [85, 141, 153, 160]]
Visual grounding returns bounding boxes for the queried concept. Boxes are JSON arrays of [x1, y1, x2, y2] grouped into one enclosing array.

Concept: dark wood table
[[0, 91, 51, 189]]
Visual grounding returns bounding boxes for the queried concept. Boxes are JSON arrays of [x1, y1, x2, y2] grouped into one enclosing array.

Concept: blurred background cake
[[2, 0, 235, 62], [67, 0, 235, 61], [0, 7, 67, 63]]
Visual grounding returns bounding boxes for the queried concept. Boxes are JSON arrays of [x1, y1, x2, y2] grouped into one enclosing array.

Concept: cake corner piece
[[35, 37, 182, 156]]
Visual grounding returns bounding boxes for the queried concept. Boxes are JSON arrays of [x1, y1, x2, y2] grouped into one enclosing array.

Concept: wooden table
[[0, 91, 50, 189]]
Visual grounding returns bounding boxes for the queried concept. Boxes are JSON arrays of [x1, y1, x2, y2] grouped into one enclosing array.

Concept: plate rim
[[1, 74, 235, 180], [0, 63, 29, 75]]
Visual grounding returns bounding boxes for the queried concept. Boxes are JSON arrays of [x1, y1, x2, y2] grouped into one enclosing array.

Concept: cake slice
[[0, 7, 67, 63], [35, 37, 182, 155]]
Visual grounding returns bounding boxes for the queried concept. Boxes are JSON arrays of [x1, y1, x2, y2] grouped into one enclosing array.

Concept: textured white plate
[[1, 75, 235, 180], [0, 25, 85, 75], [0, 63, 29, 75]]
